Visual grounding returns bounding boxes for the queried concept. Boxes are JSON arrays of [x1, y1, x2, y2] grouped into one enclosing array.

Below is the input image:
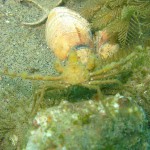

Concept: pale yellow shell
[[45, 7, 93, 61]]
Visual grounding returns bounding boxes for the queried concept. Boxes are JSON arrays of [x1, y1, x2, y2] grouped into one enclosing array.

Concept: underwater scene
[[0, 0, 150, 149]]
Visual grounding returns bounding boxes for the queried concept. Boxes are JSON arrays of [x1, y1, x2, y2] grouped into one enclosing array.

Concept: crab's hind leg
[[31, 82, 69, 116], [81, 84, 111, 116]]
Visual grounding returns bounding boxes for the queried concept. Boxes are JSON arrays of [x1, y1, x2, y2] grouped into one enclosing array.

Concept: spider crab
[[1, 1, 136, 115]]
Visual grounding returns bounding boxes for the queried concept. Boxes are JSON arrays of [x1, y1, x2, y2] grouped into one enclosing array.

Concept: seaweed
[[65, 0, 150, 47], [123, 47, 150, 126], [91, 0, 150, 47], [95, 0, 150, 47], [0, 92, 31, 150]]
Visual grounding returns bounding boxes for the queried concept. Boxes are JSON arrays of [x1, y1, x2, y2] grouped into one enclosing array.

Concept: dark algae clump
[[0, 0, 150, 149]]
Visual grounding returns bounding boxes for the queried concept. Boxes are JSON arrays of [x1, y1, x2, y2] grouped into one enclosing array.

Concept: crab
[[1, 0, 136, 115], [2, 51, 136, 115]]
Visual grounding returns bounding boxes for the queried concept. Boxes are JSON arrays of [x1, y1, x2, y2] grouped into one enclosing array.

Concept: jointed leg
[[2, 67, 62, 81], [31, 88, 45, 116], [31, 82, 69, 116], [88, 79, 122, 86], [90, 71, 121, 80], [90, 52, 136, 77], [81, 83, 111, 115]]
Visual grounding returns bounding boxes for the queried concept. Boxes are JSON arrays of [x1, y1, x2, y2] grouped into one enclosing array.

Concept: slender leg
[[90, 52, 135, 77], [90, 71, 120, 80], [31, 87, 46, 116], [89, 79, 122, 85], [31, 82, 69, 116], [81, 83, 111, 116], [2, 67, 62, 81], [31, 88, 44, 115]]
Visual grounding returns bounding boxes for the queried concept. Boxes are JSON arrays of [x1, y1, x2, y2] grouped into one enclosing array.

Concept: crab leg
[[31, 88, 45, 115], [81, 83, 111, 116], [81, 84, 103, 99], [1, 68, 62, 81], [90, 52, 136, 77], [88, 79, 122, 85], [90, 71, 120, 80], [31, 82, 69, 116]]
